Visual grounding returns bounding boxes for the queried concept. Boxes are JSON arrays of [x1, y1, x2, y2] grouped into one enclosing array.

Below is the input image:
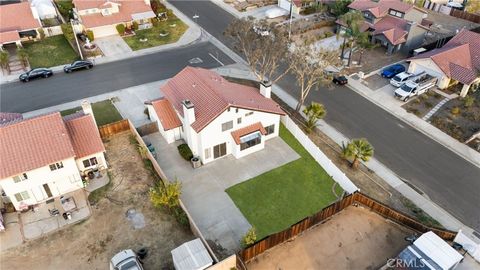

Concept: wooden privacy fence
[[450, 9, 480, 24], [98, 119, 130, 139], [240, 192, 457, 262]]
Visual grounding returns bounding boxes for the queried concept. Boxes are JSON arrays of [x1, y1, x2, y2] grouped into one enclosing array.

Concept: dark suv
[[19, 68, 53, 82], [63, 60, 94, 73]]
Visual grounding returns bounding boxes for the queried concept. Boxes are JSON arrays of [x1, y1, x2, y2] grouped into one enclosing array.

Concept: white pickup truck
[[390, 71, 426, 87], [394, 74, 438, 102]]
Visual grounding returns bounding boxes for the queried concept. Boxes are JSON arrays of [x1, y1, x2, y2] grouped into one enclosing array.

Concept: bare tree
[[224, 17, 291, 83], [289, 45, 340, 112]]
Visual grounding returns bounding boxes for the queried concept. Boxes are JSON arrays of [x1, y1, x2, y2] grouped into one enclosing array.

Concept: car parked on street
[[19, 68, 53, 82], [332, 75, 348, 85], [381, 64, 406, 78], [110, 249, 144, 270], [63, 60, 94, 73]]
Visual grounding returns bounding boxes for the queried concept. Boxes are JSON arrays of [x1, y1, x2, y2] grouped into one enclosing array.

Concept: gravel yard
[[0, 131, 194, 270]]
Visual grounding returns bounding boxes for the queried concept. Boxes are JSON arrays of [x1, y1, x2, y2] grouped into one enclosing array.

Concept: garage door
[[91, 25, 117, 38]]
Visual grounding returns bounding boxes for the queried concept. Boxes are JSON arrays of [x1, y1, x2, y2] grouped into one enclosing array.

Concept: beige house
[[0, 2, 42, 49]]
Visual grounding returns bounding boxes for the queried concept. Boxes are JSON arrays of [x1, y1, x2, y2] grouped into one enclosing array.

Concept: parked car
[[394, 74, 438, 102], [19, 68, 53, 82], [381, 64, 406, 78], [63, 60, 94, 73], [390, 72, 412, 87], [110, 249, 144, 270], [332, 75, 348, 85]]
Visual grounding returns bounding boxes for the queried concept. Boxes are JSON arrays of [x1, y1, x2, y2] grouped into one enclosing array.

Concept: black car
[[19, 68, 53, 82], [63, 60, 94, 73], [332, 75, 348, 85]]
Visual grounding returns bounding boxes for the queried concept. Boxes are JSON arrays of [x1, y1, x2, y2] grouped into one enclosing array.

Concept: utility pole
[[71, 19, 84, 60], [288, 0, 294, 40]]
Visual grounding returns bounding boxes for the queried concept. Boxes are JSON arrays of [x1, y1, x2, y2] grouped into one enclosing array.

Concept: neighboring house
[[337, 0, 429, 54], [72, 0, 156, 38], [146, 67, 285, 164], [408, 29, 480, 97], [278, 0, 319, 15], [0, 2, 42, 49], [31, 0, 59, 20], [0, 102, 107, 211]]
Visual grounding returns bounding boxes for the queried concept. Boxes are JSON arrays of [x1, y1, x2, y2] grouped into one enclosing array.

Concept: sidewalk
[[0, 8, 202, 84], [347, 74, 480, 168], [210, 0, 280, 19]]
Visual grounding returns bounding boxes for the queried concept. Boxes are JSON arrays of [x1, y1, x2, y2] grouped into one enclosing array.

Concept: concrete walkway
[[144, 133, 299, 255], [347, 74, 480, 168], [95, 35, 132, 57]]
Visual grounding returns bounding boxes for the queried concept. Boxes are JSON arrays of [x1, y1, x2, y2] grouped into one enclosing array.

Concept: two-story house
[[0, 102, 107, 211], [337, 0, 429, 54], [146, 67, 285, 164], [72, 0, 156, 38]]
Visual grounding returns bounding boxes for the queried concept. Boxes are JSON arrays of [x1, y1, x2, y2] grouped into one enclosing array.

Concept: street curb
[[345, 78, 480, 169]]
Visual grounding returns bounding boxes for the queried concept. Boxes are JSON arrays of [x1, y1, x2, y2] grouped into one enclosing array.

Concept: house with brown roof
[[146, 67, 285, 164], [0, 101, 106, 211], [337, 0, 429, 54], [0, 2, 42, 48], [73, 0, 156, 38], [408, 29, 480, 97]]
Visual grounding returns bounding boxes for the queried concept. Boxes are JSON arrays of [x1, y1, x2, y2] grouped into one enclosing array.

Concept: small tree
[[0, 51, 10, 75], [466, 0, 480, 14], [342, 138, 374, 169], [38, 28, 46, 40], [339, 10, 364, 64], [16, 48, 29, 69], [132, 21, 139, 31], [242, 227, 257, 247], [86, 30, 94, 41], [329, 0, 352, 17], [116, 24, 126, 35], [303, 102, 326, 133], [150, 180, 182, 209]]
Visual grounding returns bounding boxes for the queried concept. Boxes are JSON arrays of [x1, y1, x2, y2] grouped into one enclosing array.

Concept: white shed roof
[[171, 238, 213, 270], [413, 231, 463, 270], [131, 11, 156, 21]]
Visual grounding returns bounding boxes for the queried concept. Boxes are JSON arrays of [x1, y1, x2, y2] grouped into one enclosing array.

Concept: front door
[[43, 184, 53, 198], [213, 143, 226, 159]]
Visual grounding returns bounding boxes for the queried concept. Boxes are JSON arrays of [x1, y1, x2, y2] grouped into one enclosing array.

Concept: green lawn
[[23, 35, 78, 68], [123, 17, 188, 51], [226, 124, 340, 240], [60, 100, 123, 126]]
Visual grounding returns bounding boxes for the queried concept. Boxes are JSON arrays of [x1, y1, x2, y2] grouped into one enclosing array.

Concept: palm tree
[[339, 11, 364, 63], [0, 51, 10, 75], [303, 102, 326, 133], [16, 47, 29, 69], [342, 138, 374, 169], [356, 31, 377, 66]]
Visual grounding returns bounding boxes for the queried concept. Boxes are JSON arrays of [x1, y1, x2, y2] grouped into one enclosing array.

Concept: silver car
[[110, 249, 144, 270]]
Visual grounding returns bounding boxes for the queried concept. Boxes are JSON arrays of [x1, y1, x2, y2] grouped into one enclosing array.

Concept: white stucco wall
[[147, 104, 182, 144], [75, 152, 108, 172], [191, 107, 281, 164], [408, 59, 450, 88], [0, 157, 83, 210]]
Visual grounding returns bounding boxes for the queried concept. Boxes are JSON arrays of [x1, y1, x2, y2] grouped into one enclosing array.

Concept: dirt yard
[[247, 206, 413, 270], [0, 131, 194, 270]]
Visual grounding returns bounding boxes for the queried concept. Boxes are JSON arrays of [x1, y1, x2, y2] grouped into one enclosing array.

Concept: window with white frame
[[13, 173, 28, 183], [245, 112, 253, 117], [388, 9, 404, 18], [240, 132, 262, 151], [82, 157, 98, 168], [265, 124, 275, 135], [221, 121, 233, 132], [49, 162, 64, 171], [237, 117, 242, 124], [14, 191, 30, 202]]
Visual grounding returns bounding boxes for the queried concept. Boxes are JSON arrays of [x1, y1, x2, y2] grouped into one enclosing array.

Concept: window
[[265, 124, 275, 135], [235, 108, 239, 113], [205, 148, 211, 159], [82, 157, 98, 168], [14, 191, 30, 202], [245, 112, 253, 117], [213, 143, 227, 159], [237, 117, 242, 124], [388, 9, 403, 18], [49, 162, 64, 171], [13, 173, 28, 183], [240, 132, 262, 150], [227, 107, 231, 112], [221, 121, 233, 132]]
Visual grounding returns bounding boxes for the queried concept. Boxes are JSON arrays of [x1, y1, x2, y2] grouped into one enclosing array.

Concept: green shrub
[[38, 28, 45, 40], [242, 227, 257, 247], [132, 21, 139, 31], [177, 144, 193, 161], [323, 31, 333, 38], [86, 30, 94, 41], [463, 95, 475, 108], [150, 180, 182, 209], [451, 107, 461, 115], [424, 101, 433, 109], [61, 23, 74, 42], [172, 206, 189, 227], [116, 24, 125, 35]]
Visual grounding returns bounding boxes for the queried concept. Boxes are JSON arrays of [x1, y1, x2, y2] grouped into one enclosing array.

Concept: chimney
[[81, 100, 97, 126], [260, 81, 272, 98], [182, 100, 195, 124]]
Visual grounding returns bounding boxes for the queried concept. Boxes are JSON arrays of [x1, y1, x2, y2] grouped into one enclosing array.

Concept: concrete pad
[[0, 213, 23, 251], [144, 132, 300, 254], [95, 35, 132, 57]]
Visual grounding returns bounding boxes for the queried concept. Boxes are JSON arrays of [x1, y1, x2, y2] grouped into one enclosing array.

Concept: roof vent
[[192, 82, 196, 88]]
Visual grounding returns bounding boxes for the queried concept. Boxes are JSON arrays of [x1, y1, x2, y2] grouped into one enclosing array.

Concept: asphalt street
[[169, 0, 480, 230], [0, 42, 234, 112]]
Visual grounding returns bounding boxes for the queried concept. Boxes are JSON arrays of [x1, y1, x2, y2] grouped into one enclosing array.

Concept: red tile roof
[[161, 67, 285, 133], [65, 114, 105, 159], [410, 29, 480, 85], [73, 0, 155, 28], [0, 31, 20, 44], [231, 122, 266, 145], [0, 2, 41, 33], [151, 98, 182, 131], [0, 112, 105, 179], [372, 15, 408, 45], [0, 112, 22, 125], [348, 0, 422, 18]]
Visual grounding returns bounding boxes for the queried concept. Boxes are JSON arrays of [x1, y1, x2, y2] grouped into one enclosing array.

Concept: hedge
[[177, 144, 193, 161], [116, 24, 126, 35]]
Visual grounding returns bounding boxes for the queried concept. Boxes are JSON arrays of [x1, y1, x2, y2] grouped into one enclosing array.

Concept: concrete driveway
[[144, 133, 299, 258], [95, 35, 132, 57]]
